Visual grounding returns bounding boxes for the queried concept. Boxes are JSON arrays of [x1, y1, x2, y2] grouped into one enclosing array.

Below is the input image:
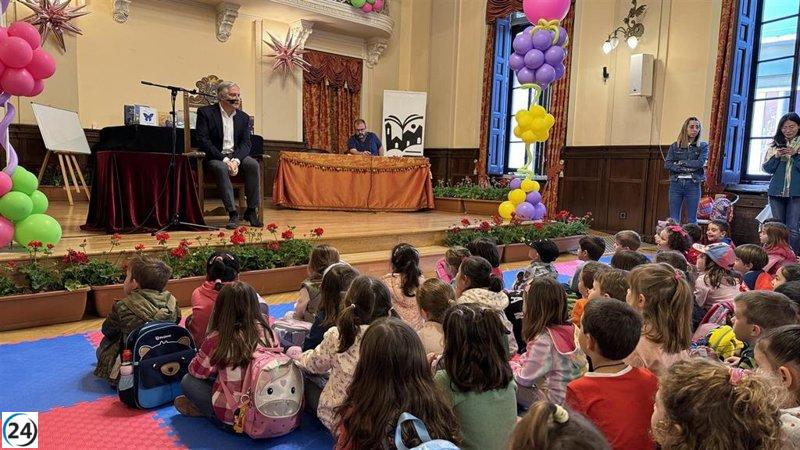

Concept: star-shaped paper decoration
[[264, 30, 311, 75], [18, 0, 89, 52]]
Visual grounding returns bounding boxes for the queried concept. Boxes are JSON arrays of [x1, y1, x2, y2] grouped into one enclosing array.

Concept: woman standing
[[763, 112, 800, 253], [665, 117, 709, 224]]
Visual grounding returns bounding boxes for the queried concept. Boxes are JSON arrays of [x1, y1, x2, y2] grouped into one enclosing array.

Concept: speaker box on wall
[[629, 53, 654, 97]]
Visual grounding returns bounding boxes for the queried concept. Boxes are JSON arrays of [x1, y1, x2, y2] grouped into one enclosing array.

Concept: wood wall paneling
[[425, 148, 478, 184]]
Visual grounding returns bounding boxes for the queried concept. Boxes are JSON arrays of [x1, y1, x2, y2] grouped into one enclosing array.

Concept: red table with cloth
[[272, 152, 434, 211], [81, 151, 205, 232]]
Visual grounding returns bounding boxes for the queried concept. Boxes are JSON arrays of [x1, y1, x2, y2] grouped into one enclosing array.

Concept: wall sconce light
[[602, 0, 646, 54]]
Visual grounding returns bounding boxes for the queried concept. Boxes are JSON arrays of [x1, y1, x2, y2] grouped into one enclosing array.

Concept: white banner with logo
[[382, 90, 427, 157]]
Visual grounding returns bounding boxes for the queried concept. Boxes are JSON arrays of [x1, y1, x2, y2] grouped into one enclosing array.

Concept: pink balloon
[[26, 48, 55, 79], [0, 216, 13, 247], [0, 172, 11, 197], [0, 60, 6, 80], [1, 68, 34, 96], [362, 2, 373, 12], [0, 37, 33, 68], [8, 22, 41, 49], [0, 27, 8, 42], [523, 0, 571, 23], [28, 78, 44, 96], [374, 0, 383, 11]]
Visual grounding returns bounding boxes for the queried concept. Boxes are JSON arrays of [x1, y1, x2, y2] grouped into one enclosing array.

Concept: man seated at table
[[347, 118, 385, 156], [196, 81, 263, 229]]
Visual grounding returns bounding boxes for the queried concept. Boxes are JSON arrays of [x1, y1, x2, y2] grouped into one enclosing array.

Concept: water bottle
[[118, 349, 134, 391]]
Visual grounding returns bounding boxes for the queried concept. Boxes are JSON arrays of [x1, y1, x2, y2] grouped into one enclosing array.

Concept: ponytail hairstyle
[[416, 278, 455, 323], [757, 325, 800, 403], [206, 251, 240, 291], [510, 401, 609, 450], [458, 256, 503, 293], [208, 281, 274, 367], [628, 263, 692, 353], [336, 275, 394, 353], [466, 238, 501, 268], [523, 277, 569, 342], [318, 263, 359, 328], [653, 358, 784, 450], [308, 244, 341, 282], [391, 243, 422, 297]]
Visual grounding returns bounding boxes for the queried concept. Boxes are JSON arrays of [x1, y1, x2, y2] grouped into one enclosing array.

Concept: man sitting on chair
[[196, 81, 263, 229], [347, 118, 385, 156]]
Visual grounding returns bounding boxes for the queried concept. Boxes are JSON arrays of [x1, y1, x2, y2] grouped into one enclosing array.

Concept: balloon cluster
[[350, 0, 384, 13], [513, 104, 555, 144], [498, 178, 547, 221], [0, 167, 62, 247], [0, 22, 56, 97], [509, 24, 567, 91]]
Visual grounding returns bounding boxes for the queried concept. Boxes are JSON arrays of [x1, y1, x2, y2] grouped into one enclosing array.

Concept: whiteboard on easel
[[30, 103, 91, 155]]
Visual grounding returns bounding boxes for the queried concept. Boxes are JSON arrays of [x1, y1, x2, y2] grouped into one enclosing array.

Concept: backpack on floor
[[273, 317, 312, 348], [226, 348, 304, 439], [394, 412, 459, 450], [118, 321, 196, 409]]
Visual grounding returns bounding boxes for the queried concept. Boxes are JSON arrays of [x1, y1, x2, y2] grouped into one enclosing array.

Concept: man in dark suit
[[195, 81, 262, 229]]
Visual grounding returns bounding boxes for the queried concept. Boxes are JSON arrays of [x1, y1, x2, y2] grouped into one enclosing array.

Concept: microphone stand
[[141, 81, 217, 233]]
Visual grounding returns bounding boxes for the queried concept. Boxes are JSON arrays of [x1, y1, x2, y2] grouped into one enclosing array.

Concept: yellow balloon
[[522, 179, 540, 193], [508, 188, 526, 205], [516, 111, 533, 127], [498, 201, 515, 219], [530, 104, 546, 117], [513, 126, 523, 138], [521, 130, 536, 144], [531, 118, 548, 134], [543, 114, 555, 127]]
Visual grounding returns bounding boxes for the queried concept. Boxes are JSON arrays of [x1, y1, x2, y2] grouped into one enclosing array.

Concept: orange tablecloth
[[273, 152, 434, 211]]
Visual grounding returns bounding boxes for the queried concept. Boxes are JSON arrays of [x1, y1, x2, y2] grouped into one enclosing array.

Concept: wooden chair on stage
[[182, 75, 267, 224]]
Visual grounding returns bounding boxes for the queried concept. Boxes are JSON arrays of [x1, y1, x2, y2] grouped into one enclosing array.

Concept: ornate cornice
[[290, 19, 314, 48], [112, 0, 132, 23], [365, 37, 388, 68], [270, 0, 393, 38], [216, 2, 240, 42]]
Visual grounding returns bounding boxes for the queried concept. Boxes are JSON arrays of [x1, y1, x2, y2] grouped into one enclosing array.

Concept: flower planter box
[[434, 197, 464, 213], [92, 276, 204, 318], [502, 243, 530, 263], [239, 265, 309, 296], [463, 199, 503, 216], [0, 287, 89, 331], [552, 235, 586, 254]]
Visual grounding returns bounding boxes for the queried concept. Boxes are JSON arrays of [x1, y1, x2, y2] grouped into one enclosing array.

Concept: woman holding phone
[[763, 112, 800, 253]]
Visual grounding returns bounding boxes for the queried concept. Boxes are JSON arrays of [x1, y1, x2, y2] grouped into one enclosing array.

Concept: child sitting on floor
[[682, 223, 703, 264], [435, 246, 470, 285], [655, 250, 695, 287], [509, 401, 610, 450], [302, 263, 359, 351], [588, 269, 629, 303], [774, 263, 800, 290], [570, 261, 609, 326], [761, 222, 797, 276], [381, 243, 425, 330], [95, 255, 179, 385], [467, 238, 503, 279], [294, 244, 340, 322], [655, 224, 692, 262], [609, 250, 649, 271], [570, 236, 606, 294], [707, 219, 734, 247], [520, 239, 560, 286], [730, 291, 798, 369], [416, 278, 454, 355], [613, 230, 641, 252], [693, 243, 740, 328], [755, 324, 800, 445], [734, 244, 772, 291], [567, 299, 658, 450]]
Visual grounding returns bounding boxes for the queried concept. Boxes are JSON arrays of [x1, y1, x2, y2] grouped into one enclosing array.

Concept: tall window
[[743, 0, 800, 179]]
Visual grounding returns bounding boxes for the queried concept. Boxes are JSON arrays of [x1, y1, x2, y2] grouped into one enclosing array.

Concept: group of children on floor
[[93, 215, 800, 449]]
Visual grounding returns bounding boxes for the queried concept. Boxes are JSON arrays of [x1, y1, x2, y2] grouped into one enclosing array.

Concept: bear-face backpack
[[118, 321, 196, 409], [225, 348, 304, 439]]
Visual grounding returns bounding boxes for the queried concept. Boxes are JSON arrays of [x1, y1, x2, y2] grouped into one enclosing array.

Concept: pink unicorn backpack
[[226, 348, 304, 439]]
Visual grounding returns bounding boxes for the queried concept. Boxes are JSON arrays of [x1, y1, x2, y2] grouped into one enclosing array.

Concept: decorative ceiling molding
[[365, 37, 388, 68], [216, 2, 240, 42], [269, 0, 393, 39], [289, 19, 314, 49], [112, 0, 132, 23]]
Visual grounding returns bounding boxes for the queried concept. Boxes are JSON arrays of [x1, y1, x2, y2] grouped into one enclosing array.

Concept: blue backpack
[[118, 321, 196, 409], [394, 412, 459, 450]]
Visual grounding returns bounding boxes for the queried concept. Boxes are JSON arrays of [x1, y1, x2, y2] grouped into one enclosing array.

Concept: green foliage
[[231, 245, 280, 272], [276, 239, 314, 267], [61, 259, 124, 287], [0, 275, 19, 296], [433, 178, 511, 201], [444, 213, 592, 246], [18, 263, 63, 293]]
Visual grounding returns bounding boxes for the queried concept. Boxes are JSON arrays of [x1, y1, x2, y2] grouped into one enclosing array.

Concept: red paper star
[[18, 0, 89, 51], [264, 30, 310, 75]]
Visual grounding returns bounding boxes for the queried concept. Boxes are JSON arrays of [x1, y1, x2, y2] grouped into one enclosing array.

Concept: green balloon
[[0, 191, 33, 222], [366, 0, 375, 3], [29, 190, 49, 214], [351, 0, 366, 7], [14, 213, 62, 247], [11, 168, 38, 196]]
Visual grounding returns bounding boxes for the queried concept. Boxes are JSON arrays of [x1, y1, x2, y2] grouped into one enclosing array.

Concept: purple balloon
[[517, 67, 536, 85], [532, 202, 547, 220], [523, 49, 545, 70], [556, 27, 568, 46], [532, 30, 553, 51], [515, 202, 536, 220], [535, 64, 556, 85], [509, 52, 526, 71], [526, 191, 542, 205], [509, 178, 522, 189], [545, 46, 565, 66], [553, 63, 566, 80], [513, 32, 533, 54]]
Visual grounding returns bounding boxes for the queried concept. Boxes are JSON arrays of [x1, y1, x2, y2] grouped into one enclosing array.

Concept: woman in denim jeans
[[762, 112, 800, 253], [665, 117, 708, 224]]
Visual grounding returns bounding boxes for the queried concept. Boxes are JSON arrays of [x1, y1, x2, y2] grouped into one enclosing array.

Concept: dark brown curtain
[[485, 0, 522, 23], [705, 0, 737, 193], [541, 1, 576, 216], [477, 22, 496, 184], [303, 50, 363, 153]]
